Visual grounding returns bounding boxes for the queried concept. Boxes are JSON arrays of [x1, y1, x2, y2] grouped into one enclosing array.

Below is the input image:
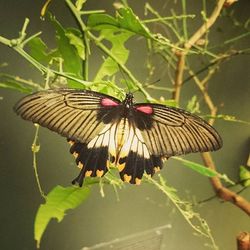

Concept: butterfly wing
[[14, 89, 123, 186], [133, 103, 223, 157], [116, 123, 163, 184], [14, 89, 121, 143]]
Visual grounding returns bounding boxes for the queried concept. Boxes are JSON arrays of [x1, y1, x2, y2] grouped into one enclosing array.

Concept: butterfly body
[[14, 89, 222, 186]]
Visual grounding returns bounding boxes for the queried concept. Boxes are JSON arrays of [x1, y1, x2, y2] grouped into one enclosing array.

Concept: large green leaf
[[34, 185, 90, 248], [116, 7, 151, 38], [94, 29, 132, 82], [49, 15, 84, 88], [88, 7, 152, 38], [65, 28, 85, 61]]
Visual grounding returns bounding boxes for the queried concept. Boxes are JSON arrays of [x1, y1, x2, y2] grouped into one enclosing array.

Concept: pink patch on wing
[[101, 98, 119, 107], [136, 105, 153, 114]]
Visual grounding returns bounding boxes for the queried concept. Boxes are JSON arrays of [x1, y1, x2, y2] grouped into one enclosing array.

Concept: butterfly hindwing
[[116, 123, 163, 184]]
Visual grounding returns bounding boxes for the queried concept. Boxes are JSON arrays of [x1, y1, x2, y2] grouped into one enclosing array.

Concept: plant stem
[[65, 0, 153, 100], [32, 125, 46, 200]]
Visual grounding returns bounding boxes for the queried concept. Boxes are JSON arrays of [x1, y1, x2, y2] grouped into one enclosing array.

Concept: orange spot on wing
[[135, 178, 141, 185], [96, 169, 104, 177], [85, 170, 92, 177], [123, 174, 132, 183]]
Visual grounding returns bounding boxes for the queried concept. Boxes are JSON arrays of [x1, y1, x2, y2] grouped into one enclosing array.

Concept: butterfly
[[14, 89, 222, 186]]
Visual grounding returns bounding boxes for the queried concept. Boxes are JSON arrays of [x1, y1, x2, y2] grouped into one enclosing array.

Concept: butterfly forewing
[[14, 89, 121, 143]]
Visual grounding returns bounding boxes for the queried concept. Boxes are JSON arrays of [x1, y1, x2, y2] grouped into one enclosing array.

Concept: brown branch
[[190, 70, 250, 215], [172, 0, 250, 216], [173, 0, 226, 103], [237, 232, 250, 250], [185, 0, 227, 50], [201, 153, 250, 215], [173, 52, 185, 103]]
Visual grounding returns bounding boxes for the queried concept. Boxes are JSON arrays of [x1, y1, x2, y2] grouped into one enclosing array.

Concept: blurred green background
[[0, 0, 249, 249]]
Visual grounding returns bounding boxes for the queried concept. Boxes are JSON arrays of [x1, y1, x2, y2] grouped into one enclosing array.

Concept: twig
[[184, 0, 227, 50], [32, 125, 46, 200], [173, 0, 226, 103]]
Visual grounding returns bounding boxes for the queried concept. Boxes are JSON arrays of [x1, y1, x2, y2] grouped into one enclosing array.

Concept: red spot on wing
[[136, 105, 153, 114], [101, 98, 119, 107]]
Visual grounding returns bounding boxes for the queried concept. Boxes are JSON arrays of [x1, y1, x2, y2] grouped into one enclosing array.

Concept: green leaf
[[94, 29, 132, 81], [239, 165, 250, 187], [88, 7, 152, 38], [65, 28, 85, 60], [116, 7, 152, 38], [88, 14, 118, 29], [174, 157, 218, 177], [49, 14, 84, 88], [75, 0, 87, 11], [0, 74, 33, 93], [34, 185, 90, 248], [174, 157, 235, 185], [186, 95, 200, 113], [26, 37, 51, 64]]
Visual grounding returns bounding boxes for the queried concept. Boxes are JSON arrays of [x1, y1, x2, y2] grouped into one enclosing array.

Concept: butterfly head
[[123, 93, 134, 108]]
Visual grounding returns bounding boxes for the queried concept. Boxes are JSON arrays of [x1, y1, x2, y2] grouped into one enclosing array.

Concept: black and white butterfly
[[14, 89, 222, 186]]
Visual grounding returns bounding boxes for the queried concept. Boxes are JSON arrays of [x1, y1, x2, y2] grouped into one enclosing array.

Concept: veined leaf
[[34, 185, 90, 248]]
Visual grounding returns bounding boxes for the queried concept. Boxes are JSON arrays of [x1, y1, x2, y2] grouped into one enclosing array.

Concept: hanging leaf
[[65, 28, 85, 61], [34, 185, 90, 248], [49, 14, 84, 88]]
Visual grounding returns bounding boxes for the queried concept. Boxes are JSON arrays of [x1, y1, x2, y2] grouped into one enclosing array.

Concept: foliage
[[0, 0, 249, 249]]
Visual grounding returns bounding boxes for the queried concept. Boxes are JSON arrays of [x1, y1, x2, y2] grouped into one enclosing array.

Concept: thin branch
[[32, 125, 46, 200], [202, 153, 250, 215], [185, 0, 226, 50], [171, 0, 250, 217], [173, 0, 226, 103]]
